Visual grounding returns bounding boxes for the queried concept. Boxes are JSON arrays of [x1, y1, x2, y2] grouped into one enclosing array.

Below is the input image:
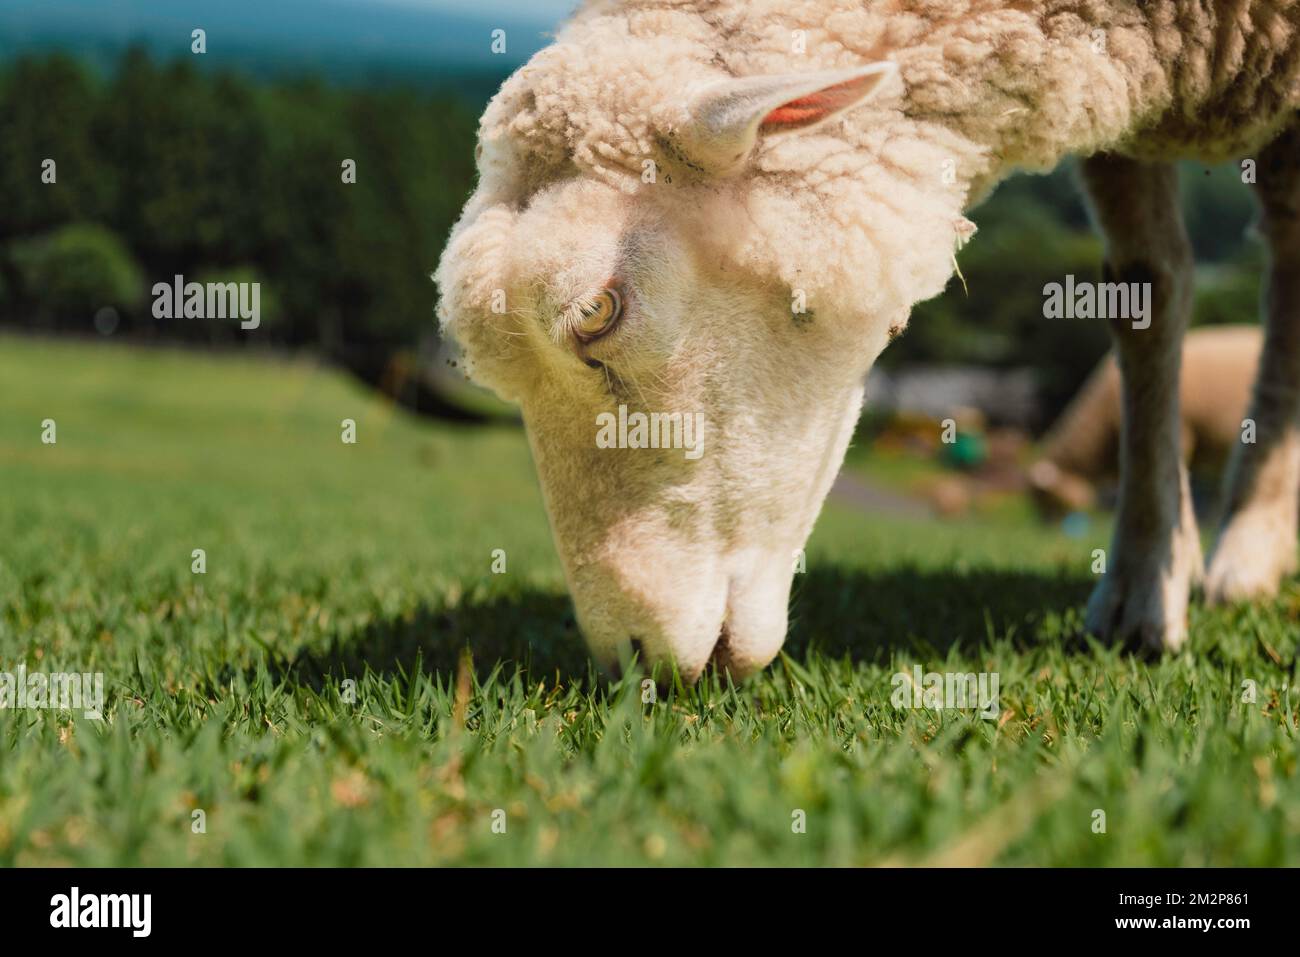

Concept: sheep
[[1030, 324, 1263, 515], [436, 0, 1300, 679]]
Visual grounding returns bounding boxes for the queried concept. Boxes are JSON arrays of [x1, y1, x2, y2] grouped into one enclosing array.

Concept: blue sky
[[0, 0, 581, 74], [369, 0, 578, 23]]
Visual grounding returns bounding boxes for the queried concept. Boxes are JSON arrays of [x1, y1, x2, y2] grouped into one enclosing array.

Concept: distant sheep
[[437, 1, 1300, 678], [1030, 324, 1262, 513]]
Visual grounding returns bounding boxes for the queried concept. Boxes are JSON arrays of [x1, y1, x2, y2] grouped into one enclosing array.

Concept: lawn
[[1, 334, 1297, 866]]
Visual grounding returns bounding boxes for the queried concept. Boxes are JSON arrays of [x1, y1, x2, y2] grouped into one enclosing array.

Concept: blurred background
[[0, 0, 1268, 519]]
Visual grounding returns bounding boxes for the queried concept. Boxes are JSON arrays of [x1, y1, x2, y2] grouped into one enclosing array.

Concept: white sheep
[[436, 1, 1300, 680]]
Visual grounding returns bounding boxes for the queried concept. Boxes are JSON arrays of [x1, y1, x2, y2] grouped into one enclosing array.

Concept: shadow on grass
[[783, 564, 1094, 663], [274, 590, 594, 691], [268, 565, 1096, 690]]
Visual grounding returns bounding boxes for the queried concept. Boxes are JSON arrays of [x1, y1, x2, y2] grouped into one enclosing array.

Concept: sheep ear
[[676, 62, 897, 175]]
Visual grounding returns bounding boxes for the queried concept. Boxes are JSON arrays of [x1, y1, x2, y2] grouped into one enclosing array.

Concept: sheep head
[[436, 49, 955, 682]]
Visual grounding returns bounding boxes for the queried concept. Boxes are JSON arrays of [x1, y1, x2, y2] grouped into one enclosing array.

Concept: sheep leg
[[1206, 126, 1300, 603], [1079, 155, 1203, 652]]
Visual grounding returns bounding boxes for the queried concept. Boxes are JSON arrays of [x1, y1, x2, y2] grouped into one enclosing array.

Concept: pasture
[[0, 335, 1296, 865]]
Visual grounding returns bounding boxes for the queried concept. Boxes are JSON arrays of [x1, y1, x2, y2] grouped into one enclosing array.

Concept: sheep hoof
[[1085, 572, 1188, 655], [1205, 508, 1299, 605], [1085, 521, 1202, 654]]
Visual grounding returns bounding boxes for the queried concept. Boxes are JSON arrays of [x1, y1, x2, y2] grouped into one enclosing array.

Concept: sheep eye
[[574, 288, 621, 341]]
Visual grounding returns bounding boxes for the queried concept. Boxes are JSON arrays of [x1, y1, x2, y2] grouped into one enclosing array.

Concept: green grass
[[2, 334, 1297, 866]]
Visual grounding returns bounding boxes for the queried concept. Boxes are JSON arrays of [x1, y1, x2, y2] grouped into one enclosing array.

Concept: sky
[[0, 0, 582, 77], [371, 0, 579, 20]]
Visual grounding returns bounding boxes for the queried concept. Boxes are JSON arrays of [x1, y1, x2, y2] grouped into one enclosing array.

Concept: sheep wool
[[450, 0, 1300, 354]]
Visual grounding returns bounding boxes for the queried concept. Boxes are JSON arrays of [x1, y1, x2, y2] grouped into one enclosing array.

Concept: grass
[[1, 334, 1297, 866]]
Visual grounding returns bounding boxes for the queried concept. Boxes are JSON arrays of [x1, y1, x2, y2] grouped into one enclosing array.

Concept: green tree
[[9, 223, 145, 325], [0, 54, 110, 239]]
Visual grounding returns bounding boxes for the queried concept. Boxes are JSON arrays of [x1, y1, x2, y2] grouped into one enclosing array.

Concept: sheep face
[[436, 63, 910, 681]]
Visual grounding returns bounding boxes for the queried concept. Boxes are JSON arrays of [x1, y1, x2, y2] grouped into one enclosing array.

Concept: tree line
[[0, 49, 481, 412], [0, 50, 1265, 425]]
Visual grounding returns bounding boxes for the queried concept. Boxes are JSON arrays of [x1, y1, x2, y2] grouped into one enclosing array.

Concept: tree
[[9, 223, 145, 327]]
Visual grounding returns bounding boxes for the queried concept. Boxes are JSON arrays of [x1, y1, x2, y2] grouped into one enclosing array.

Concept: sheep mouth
[[708, 622, 735, 674], [605, 622, 733, 683]]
